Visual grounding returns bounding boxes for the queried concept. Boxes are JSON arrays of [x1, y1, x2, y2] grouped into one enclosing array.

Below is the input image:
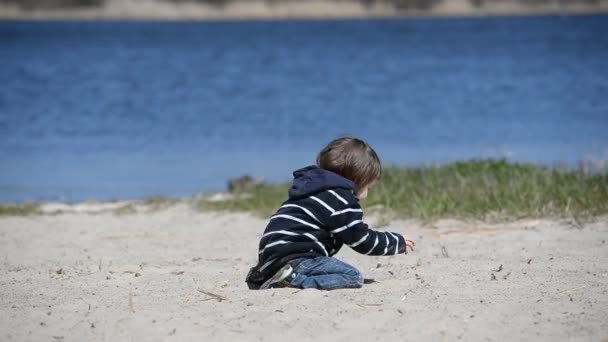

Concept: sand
[[1, 202, 607, 341]]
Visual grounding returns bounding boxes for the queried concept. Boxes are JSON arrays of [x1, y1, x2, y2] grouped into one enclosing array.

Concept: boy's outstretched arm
[[328, 206, 414, 255]]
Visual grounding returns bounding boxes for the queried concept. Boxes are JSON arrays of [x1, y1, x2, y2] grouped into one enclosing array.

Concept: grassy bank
[[2, 160, 606, 220], [196, 159, 608, 221], [0, 203, 41, 216]]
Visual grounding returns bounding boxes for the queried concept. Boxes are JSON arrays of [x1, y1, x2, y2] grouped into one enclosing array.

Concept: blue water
[[1, 15, 607, 203]]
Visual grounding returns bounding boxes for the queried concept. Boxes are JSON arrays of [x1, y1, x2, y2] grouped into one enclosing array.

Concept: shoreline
[[2, 11, 608, 22], [1, 160, 607, 219], [2, 194, 608, 225]]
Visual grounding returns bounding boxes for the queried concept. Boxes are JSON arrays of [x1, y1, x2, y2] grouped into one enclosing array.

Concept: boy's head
[[316, 137, 382, 200]]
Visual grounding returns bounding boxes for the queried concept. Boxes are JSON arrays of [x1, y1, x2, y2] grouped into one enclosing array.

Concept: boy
[[245, 137, 415, 290]]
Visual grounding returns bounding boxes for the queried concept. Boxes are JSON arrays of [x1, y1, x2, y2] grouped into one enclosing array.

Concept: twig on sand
[[128, 289, 134, 313], [502, 272, 511, 280], [198, 289, 228, 302], [570, 216, 584, 230], [557, 285, 587, 294], [356, 303, 382, 308], [434, 226, 536, 238]]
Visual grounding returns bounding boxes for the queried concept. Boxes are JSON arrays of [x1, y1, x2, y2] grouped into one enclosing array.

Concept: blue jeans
[[289, 256, 364, 290]]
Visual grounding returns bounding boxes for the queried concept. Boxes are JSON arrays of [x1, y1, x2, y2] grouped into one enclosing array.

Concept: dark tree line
[[0, 0, 104, 9], [1, 0, 604, 10]]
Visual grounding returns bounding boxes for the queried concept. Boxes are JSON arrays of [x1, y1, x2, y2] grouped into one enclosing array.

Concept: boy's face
[[357, 180, 377, 201]]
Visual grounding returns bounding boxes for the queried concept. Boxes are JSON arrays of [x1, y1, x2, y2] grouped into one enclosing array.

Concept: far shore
[[1, 0, 608, 21]]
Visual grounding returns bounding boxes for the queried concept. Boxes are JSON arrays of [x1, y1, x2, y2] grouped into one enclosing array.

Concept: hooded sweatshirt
[[246, 165, 407, 288]]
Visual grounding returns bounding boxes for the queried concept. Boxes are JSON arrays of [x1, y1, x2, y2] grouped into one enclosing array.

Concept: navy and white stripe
[[257, 187, 407, 272]]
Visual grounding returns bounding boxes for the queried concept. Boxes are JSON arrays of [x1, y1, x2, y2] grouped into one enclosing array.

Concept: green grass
[[195, 159, 608, 221], [112, 196, 179, 215], [142, 196, 178, 212], [1, 160, 606, 220], [370, 160, 608, 220], [113, 203, 138, 216], [194, 184, 290, 215], [0, 203, 41, 216]]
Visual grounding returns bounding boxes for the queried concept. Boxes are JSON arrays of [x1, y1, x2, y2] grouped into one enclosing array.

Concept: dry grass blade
[[434, 226, 536, 238], [356, 303, 382, 308], [557, 285, 587, 294], [198, 288, 228, 302]]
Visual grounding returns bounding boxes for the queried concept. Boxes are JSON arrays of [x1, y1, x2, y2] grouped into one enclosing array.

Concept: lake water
[[1, 15, 607, 203]]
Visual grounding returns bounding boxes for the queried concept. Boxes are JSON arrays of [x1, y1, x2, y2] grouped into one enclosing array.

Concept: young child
[[246, 137, 415, 290]]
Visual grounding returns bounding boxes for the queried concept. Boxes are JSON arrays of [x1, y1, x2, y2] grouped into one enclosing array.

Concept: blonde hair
[[316, 137, 382, 189]]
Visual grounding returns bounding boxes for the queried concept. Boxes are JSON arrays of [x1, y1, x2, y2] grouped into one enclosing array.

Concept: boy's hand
[[404, 236, 415, 254]]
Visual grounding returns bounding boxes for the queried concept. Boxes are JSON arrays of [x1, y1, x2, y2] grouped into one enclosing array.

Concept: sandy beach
[[0, 202, 607, 341]]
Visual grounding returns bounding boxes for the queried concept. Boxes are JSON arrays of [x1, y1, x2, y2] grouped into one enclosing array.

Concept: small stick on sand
[[356, 303, 382, 308], [198, 289, 228, 302], [557, 285, 587, 294], [128, 289, 134, 313]]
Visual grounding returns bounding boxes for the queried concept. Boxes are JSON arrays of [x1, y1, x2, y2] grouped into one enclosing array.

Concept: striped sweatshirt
[[247, 165, 407, 287]]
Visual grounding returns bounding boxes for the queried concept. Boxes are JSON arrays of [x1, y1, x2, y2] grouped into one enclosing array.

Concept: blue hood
[[288, 165, 357, 200]]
